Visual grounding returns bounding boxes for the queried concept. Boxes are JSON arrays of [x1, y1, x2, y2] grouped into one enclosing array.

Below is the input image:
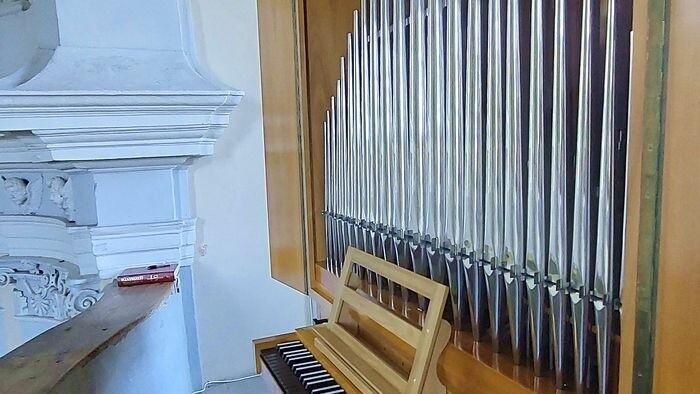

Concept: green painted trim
[[632, 0, 670, 392]]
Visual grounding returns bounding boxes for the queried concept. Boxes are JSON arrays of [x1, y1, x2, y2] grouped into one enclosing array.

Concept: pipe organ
[[322, 0, 632, 391]]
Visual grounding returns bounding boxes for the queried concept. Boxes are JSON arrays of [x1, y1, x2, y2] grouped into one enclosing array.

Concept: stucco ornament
[[3, 177, 29, 205], [1, 175, 42, 214], [0, 260, 102, 321], [48, 176, 75, 219]]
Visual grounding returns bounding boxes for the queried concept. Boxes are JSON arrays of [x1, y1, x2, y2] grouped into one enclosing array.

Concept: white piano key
[[293, 362, 322, 374], [306, 377, 336, 391], [302, 372, 330, 385], [299, 369, 328, 381], [276, 340, 301, 348], [313, 388, 344, 394]]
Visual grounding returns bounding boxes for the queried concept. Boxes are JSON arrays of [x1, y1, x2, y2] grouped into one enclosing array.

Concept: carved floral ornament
[[0, 260, 102, 321]]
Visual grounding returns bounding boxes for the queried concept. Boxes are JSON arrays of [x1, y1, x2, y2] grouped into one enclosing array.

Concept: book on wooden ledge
[[117, 264, 179, 287]]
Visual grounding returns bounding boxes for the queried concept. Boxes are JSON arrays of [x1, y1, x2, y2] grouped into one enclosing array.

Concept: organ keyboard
[[260, 340, 346, 394]]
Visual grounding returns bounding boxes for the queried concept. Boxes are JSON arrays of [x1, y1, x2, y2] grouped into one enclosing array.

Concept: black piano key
[[260, 348, 307, 394]]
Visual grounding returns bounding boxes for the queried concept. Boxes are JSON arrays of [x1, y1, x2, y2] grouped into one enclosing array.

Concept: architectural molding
[[0, 0, 236, 343], [0, 90, 242, 163], [90, 219, 196, 278], [0, 216, 199, 279], [0, 216, 95, 276], [0, 259, 102, 321]]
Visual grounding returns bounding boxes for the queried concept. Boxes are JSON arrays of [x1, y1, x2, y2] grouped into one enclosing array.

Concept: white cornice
[[0, 88, 242, 163]]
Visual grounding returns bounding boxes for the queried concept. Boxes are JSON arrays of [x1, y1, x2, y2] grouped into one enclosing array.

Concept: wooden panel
[[258, 0, 362, 293], [258, 0, 307, 293], [653, 1, 700, 391], [439, 342, 533, 394], [303, 0, 361, 274], [340, 287, 422, 347], [617, 0, 650, 391], [313, 263, 338, 302]]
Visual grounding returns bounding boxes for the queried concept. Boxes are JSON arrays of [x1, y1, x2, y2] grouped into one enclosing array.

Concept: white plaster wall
[[87, 288, 192, 394], [189, 0, 311, 384]]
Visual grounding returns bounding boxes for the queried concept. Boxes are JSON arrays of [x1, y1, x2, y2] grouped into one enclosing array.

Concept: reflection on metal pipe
[[484, 0, 507, 353], [463, 0, 487, 342], [503, 0, 526, 365], [547, 0, 572, 387], [525, 0, 549, 376], [571, 0, 594, 390]]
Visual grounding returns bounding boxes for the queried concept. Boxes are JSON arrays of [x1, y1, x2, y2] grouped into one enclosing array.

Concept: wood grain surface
[[0, 282, 172, 394], [257, 0, 309, 293], [652, 0, 700, 391]]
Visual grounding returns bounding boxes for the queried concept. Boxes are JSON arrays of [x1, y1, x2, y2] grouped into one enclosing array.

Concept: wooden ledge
[[0, 282, 173, 394]]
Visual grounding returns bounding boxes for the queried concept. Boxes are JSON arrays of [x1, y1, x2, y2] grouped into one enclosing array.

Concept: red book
[[117, 264, 179, 287]]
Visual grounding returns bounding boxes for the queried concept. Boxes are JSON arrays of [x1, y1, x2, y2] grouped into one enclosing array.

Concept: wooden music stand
[[311, 247, 451, 394]]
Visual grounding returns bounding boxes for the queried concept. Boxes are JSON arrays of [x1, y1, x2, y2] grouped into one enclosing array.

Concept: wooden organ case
[[257, 0, 697, 392]]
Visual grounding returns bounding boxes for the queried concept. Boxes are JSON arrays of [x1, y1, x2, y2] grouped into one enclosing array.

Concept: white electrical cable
[[191, 374, 261, 394]]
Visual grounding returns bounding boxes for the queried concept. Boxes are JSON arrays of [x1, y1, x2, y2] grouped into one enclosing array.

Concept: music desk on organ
[[255, 248, 568, 394]]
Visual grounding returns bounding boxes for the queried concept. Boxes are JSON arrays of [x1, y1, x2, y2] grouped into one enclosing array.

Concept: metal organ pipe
[[321, 1, 632, 391]]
